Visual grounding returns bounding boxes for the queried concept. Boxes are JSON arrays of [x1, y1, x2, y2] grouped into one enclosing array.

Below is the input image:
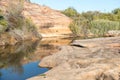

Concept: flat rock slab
[[71, 37, 120, 48], [28, 37, 120, 80]]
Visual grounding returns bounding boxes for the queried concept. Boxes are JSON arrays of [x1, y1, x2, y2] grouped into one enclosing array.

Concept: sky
[[31, 0, 120, 13]]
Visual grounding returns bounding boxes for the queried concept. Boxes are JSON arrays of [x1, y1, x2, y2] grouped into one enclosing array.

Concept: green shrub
[[63, 7, 120, 37], [0, 16, 8, 33], [69, 17, 89, 37], [6, 0, 24, 29], [69, 21, 81, 36], [0, 11, 7, 26], [4, 0, 40, 39], [0, 19, 7, 26], [62, 7, 78, 18], [24, 18, 40, 38], [90, 20, 120, 36], [0, 16, 4, 20]]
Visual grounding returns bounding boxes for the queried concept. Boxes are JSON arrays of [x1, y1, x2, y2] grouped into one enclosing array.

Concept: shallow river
[[0, 38, 73, 80]]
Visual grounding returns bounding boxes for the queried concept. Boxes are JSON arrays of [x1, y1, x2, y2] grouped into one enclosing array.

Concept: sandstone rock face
[[23, 2, 72, 37], [28, 37, 120, 80], [0, 0, 72, 37]]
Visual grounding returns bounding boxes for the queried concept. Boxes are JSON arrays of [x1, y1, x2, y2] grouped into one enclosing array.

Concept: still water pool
[[0, 61, 48, 80], [0, 38, 73, 80]]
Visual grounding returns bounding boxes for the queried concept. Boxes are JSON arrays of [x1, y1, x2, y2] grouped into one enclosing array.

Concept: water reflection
[[0, 38, 73, 80], [0, 40, 39, 74], [35, 38, 73, 59], [0, 61, 48, 80]]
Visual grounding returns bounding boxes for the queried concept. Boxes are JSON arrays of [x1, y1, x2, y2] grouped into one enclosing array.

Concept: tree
[[62, 7, 79, 18], [112, 8, 120, 14]]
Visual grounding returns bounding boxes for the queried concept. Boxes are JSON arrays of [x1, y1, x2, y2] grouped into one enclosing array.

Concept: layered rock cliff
[[23, 2, 72, 37], [0, 0, 72, 37]]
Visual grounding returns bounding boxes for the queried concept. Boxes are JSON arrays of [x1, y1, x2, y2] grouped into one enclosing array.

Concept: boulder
[[28, 37, 120, 80]]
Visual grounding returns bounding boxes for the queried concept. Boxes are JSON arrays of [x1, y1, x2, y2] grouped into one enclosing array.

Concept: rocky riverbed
[[28, 37, 120, 80]]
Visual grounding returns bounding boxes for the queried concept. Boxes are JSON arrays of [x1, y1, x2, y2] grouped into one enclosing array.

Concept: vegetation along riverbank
[[62, 7, 120, 37]]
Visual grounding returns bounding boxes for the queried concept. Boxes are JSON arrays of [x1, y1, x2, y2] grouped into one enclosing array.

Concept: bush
[[5, 0, 24, 29], [62, 7, 78, 18], [0, 20, 7, 33], [69, 17, 89, 37], [24, 18, 40, 38], [0, 8, 8, 33], [62, 7, 120, 37], [69, 21, 81, 36], [90, 20, 120, 36], [0, 10, 7, 26], [4, 0, 40, 39], [0, 19, 7, 26]]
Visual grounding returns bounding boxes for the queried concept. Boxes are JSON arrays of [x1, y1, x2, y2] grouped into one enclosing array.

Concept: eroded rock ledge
[[28, 37, 120, 80]]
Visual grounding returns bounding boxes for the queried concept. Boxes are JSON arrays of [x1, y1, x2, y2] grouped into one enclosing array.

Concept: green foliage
[[0, 9, 7, 26], [6, 0, 24, 29], [0, 19, 7, 26], [0, 19, 7, 33], [69, 21, 81, 36], [0, 9, 8, 33], [82, 11, 100, 21], [25, 18, 36, 32], [62, 7, 120, 37], [0, 16, 4, 20], [0, 11, 7, 33], [63, 7, 90, 37], [4, 0, 40, 39], [112, 8, 120, 14], [90, 20, 120, 36], [62, 7, 79, 18], [69, 16, 89, 37], [24, 18, 40, 38]]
